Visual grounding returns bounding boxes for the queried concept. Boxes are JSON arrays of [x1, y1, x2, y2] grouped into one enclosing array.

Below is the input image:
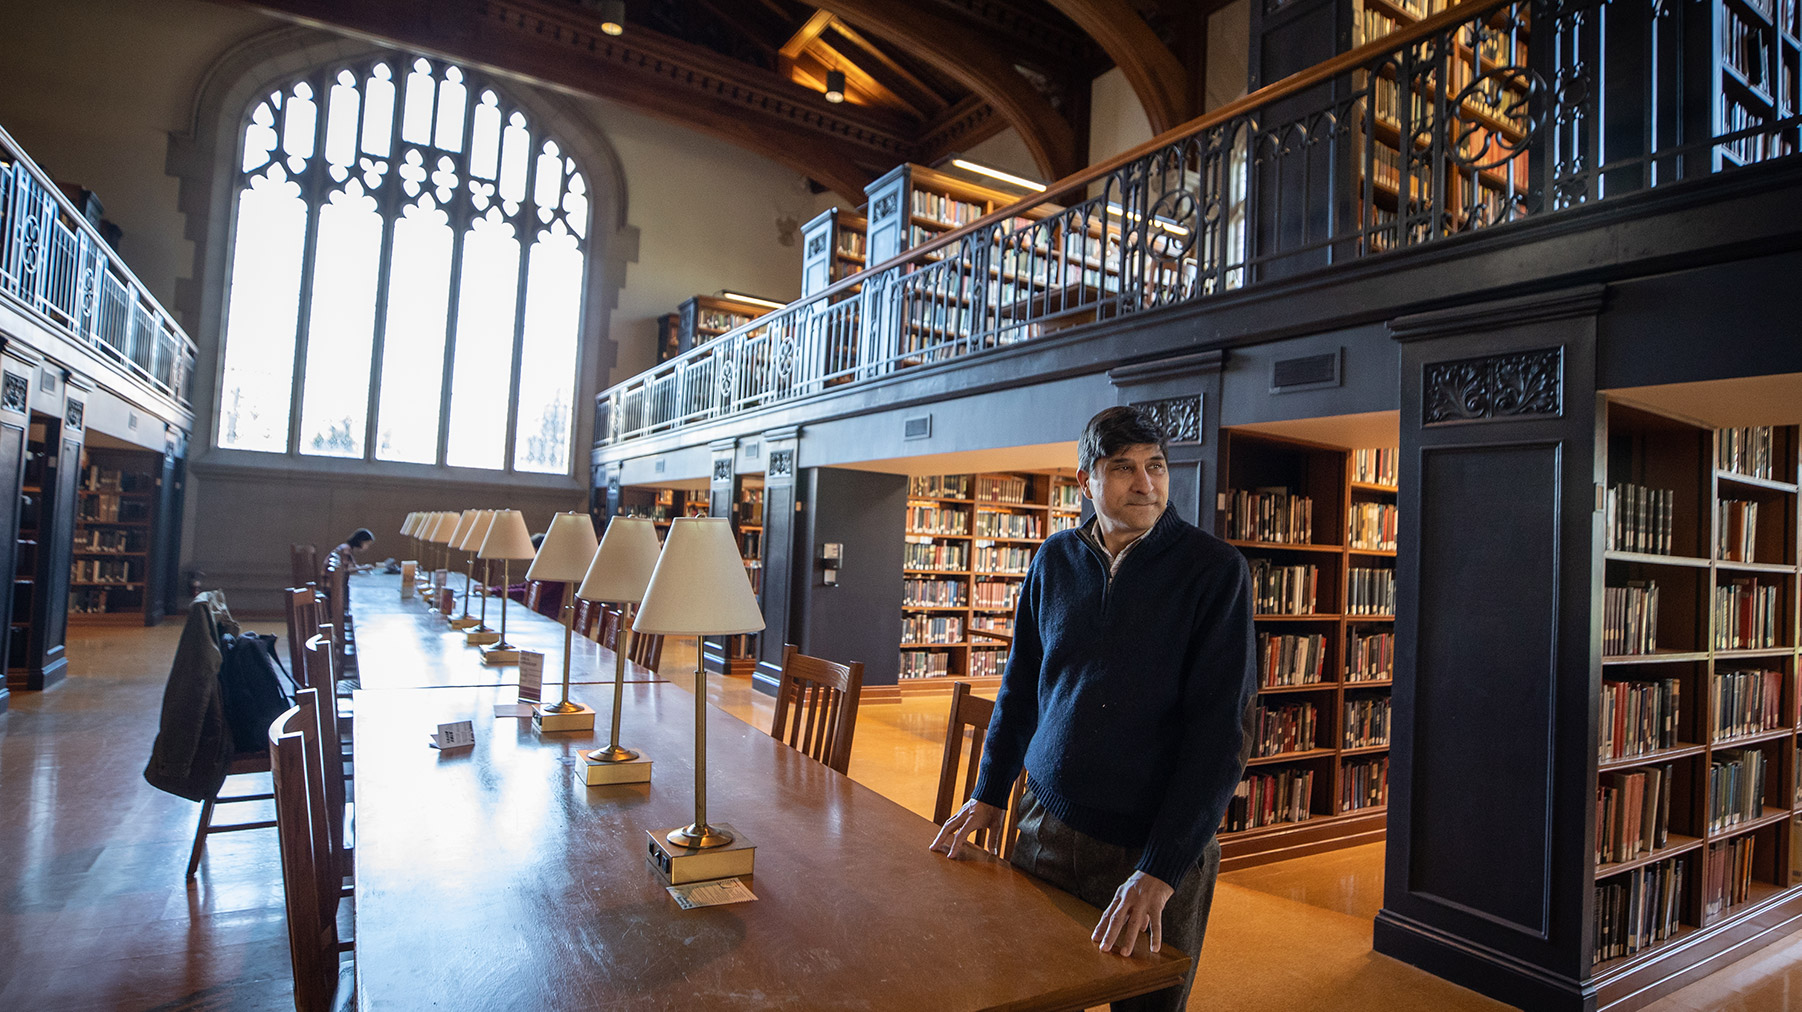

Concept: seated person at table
[[329, 528, 376, 573]]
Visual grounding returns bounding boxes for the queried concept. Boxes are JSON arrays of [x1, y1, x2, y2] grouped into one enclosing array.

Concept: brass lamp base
[[647, 824, 754, 884], [466, 629, 500, 646], [667, 822, 735, 849], [583, 753, 652, 785], [534, 702, 595, 732], [449, 616, 479, 630], [481, 644, 520, 666], [587, 744, 640, 763]]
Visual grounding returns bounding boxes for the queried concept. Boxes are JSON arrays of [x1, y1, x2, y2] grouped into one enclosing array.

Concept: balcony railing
[[0, 124, 197, 407], [597, 0, 1802, 447]]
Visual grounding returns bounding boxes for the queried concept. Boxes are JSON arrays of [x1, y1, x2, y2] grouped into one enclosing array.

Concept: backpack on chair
[[218, 632, 297, 754]]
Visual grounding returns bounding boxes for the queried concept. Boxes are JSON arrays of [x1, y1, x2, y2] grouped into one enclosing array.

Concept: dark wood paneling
[[794, 467, 906, 687]]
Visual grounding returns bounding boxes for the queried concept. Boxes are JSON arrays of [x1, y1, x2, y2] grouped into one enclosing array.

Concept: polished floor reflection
[[0, 623, 1798, 1010]]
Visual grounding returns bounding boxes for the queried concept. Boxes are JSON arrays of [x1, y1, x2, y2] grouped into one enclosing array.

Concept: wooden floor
[[1, 622, 1799, 1010]]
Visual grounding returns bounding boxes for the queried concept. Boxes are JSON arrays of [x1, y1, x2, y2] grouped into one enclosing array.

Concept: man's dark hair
[[1078, 406, 1168, 473], [347, 528, 375, 548]]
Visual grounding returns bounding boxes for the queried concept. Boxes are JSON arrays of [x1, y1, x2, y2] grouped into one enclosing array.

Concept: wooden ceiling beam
[[824, 19, 952, 115], [1044, 0, 1190, 133], [810, 0, 1079, 179]]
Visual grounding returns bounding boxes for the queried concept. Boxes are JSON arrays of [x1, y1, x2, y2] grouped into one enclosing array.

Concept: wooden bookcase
[[1215, 429, 1398, 868], [900, 470, 1080, 688], [1589, 404, 1802, 975], [665, 294, 781, 360], [8, 430, 45, 678], [1706, 0, 1802, 168], [862, 162, 1047, 267], [800, 206, 868, 297], [68, 447, 157, 624]]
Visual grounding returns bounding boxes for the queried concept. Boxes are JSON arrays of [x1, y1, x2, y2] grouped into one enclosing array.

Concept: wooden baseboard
[[1219, 810, 1387, 871]]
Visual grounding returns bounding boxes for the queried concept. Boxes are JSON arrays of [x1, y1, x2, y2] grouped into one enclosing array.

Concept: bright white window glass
[[243, 101, 278, 173], [281, 82, 317, 173], [297, 181, 383, 457], [445, 208, 521, 469], [562, 164, 588, 238], [533, 140, 562, 224], [469, 92, 501, 180], [401, 59, 435, 147], [375, 195, 454, 463], [361, 64, 394, 157], [513, 222, 582, 473], [499, 111, 529, 209], [434, 66, 467, 153], [217, 163, 308, 452], [324, 69, 360, 180]]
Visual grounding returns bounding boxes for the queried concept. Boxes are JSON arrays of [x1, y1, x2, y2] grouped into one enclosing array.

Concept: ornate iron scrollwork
[[767, 448, 794, 478], [1424, 347, 1563, 424], [1131, 395, 1203, 444]]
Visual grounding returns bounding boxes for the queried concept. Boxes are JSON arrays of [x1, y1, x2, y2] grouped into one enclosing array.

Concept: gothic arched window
[[215, 55, 588, 473]]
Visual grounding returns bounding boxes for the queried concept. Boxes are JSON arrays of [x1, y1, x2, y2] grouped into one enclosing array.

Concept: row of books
[[74, 527, 143, 553], [1718, 499, 1762, 563], [1347, 630, 1394, 682], [1594, 857, 1685, 965], [973, 512, 1042, 539], [70, 558, 133, 584], [1713, 579, 1781, 650], [903, 579, 965, 608], [909, 475, 971, 499], [1224, 488, 1315, 544], [1351, 448, 1398, 487], [1342, 756, 1388, 811], [1605, 483, 1675, 555], [1597, 764, 1673, 865], [974, 545, 1034, 575], [974, 475, 1031, 504], [1600, 677, 1681, 760], [1707, 748, 1768, 832], [969, 647, 1006, 679], [1050, 513, 1081, 534], [1051, 483, 1082, 510], [970, 616, 1013, 638], [1352, 8, 1401, 47], [738, 528, 762, 559], [76, 495, 149, 523], [1603, 581, 1660, 656], [912, 190, 987, 227], [1348, 567, 1396, 616], [696, 309, 752, 332], [972, 581, 1020, 611], [1704, 834, 1759, 924], [1717, 426, 1777, 480], [905, 540, 969, 571], [835, 231, 865, 258], [1720, 97, 1778, 164], [68, 588, 127, 614], [79, 465, 149, 492], [899, 650, 951, 679], [1348, 502, 1398, 551], [1223, 768, 1315, 832], [906, 505, 969, 536], [1711, 668, 1786, 741], [1259, 632, 1326, 687], [1251, 561, 1319, 616], [902, 614, 964, 646], [1343, 696, 1391, 749], [1252, 702, 1318, 758]]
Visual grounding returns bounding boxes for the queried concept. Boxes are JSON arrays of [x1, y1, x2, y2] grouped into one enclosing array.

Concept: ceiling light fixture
[[719, 291, 787, 310], [950, 158, 1047, 192], [597, 0, 626, 36], [824, 70, 846, 104]]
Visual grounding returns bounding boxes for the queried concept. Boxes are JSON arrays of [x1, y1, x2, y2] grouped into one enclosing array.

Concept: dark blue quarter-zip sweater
[[972, 507, 1256, 889]]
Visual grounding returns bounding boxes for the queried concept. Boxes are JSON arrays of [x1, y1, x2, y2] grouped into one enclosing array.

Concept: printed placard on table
[[432, 720, 476, 750], [400, 561, 416, 598], [517, 651, 544, 703]]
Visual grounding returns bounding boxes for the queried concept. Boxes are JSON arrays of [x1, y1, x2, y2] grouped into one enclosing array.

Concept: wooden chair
[[185, 749, 275, 880], [769, 643, 863, 774], [270, 698, 354, 1012], [571, 599, 595, 640], [596, 606, 622, 651], [284, 586, 320, 689], [629, 630, 664, 673], [932, 681, 1026, 859], [290, 543, 319, 589], [302, 640, 353, 877], [320, 557, 354, 674]]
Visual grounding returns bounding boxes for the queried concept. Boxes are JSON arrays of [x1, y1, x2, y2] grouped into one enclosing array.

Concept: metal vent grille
[[903, 415, 932, 440], [1272, 351, 1340, 392]]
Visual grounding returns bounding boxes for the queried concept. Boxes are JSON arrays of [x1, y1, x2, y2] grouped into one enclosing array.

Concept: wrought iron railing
[[597, 0, 1801, 446], [0, 124, 197, 407]]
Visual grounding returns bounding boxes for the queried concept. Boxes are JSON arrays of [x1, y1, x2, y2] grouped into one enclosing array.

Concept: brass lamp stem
[[476, 559, 491, 629], [543, 580, 582, 714], [587, 601, 639, 763], [495, 559, 513, 650], [459, 556, 475, 619], [668, 637, 733, 849]]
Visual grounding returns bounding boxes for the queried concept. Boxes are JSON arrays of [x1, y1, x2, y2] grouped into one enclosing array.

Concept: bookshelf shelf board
[[906, 531, 972, 540], [1712, 560, 1798, 574], [1593, 835, 1706, 879], [1712, 647, 1796, 660], [1602, 650, 1711, 666], [1258, 681, 1340, 694], [1339, 803, 1388, 818], [907, 495, 974, 504], [973, 536, 1043, 545], [1254, 613, 1342, 622], [1344, 678, 1395, 689], [1704, 807, 1792, 840], [73, 550, 146, 557], [1715, 471, 1799, 494], [1709, 726, 1795, 748], [77, 520, 149, 527], [1225, 539, 1344, 555], [1346, 614, 1396, 622], [904, 568, 970, 577], [1602, 551, 1712, 568], [1341, 743, 1392, 756], [1591, 922, 1705, 977], [1349, 481, 1399, 494], [973, 571, 1030, 579], [902, 604, 969, 612], [20, 485, 40, 493], [70, 581, 143, 589], [899, 642, 967, 650], [1244, 748, 1338, 767], [970, 606, 1016, 613], [1598, 743, 1708, 771], [1347, 547, 1398, 557]]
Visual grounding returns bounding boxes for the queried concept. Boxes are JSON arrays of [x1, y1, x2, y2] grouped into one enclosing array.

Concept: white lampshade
[[456, 509, 495, 552], [428, 512, 461, 544], [448, 509, 478, 550], [576, 517, 661, 604], [633, 517, 764, 635], [525, 512, 598, 583], [401, 512, 418, 536], [478, 509, 537, 560]]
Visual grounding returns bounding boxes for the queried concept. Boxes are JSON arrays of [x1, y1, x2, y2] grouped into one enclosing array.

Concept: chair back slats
[[629, 629, 663, 672], [283, 587, 319, 689], [524, 581, 543, 613], [290, 544, 319, 589], [769, 643, 863, 775], [270, 699, 342, 1012], [932, 681, 1025, 858], [598, 607, 622, 651], [299, 643, 351, 879]]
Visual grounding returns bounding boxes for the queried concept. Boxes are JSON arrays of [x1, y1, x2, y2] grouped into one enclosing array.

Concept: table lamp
[[446, 509, 482, 630], [575, 516, 660, 784], [634, 517, 764, 881], [398, 513, 421, 598], [477, 509, 536, 665], [460, 510, 501, 645], [526, 511, 599, 731], [426, 511, 462, 613]]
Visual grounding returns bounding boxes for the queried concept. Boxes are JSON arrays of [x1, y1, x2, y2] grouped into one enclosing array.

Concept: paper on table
[[667, 878, 757, 910], [493, 703, 534, 718], [431, 720, 476, 749], [517, 651, 544, 703]]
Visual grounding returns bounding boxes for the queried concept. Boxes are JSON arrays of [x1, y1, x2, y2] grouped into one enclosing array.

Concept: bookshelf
[[8, 430, 45, 679], [862, 163, 1049, 267], [1709, 0, 1802, 168], [899, 470, 1081, 687], [68, 447, 157, 623], [1216, 430, 1398, 867], [667, 294, 782, 360], [800, 206, 868, 297], [1590, 405, 1802, 974]]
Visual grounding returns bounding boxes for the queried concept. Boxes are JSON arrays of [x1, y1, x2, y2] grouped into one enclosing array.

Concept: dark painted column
[[0, 340, 40, 711], [754, 426, 799, 693], [1107, 350, 1225, 527], [791, 467, 906, 691], [704, 438, 740, 675], [1373, 286, 1604, 1010]]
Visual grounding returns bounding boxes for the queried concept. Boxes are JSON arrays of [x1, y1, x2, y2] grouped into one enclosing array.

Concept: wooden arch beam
[[809, 0, 1080, 180], [1045, 0, 1190, 133]]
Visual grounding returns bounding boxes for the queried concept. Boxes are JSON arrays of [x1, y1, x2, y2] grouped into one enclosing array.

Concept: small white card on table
[[667, 878, 757, 910], [517, 651, 544, 703], [400, 561, 416, 599], [431, 720, 476, 749]]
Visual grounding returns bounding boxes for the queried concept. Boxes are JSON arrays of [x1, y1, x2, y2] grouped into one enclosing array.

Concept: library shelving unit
[[8, 432, 44, 679], [68, 447, 157, 624], [900, 470, 1080, 689], [800, 206, 868, 297], [1707, 0, 1802, 168], [664, 293, 782, 361], [1216, 429, 1399, 868], [862, 162, 1048, 267], [1589, 406, 1802, 980]]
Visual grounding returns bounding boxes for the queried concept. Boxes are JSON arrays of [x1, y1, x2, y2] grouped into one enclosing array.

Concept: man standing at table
[[931, 405, 1256, 1012]]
